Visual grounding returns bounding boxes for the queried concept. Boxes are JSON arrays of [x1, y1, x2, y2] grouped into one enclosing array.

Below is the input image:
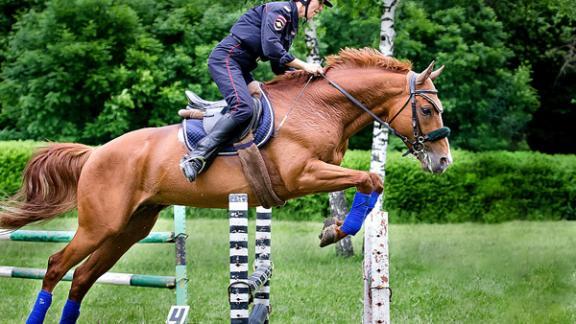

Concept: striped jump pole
[[253, 206, 272, 323], [0, 206, 188, 307], [229, 194, 272, 324], [0, 266, 175, 288], [0, 230, 175, 243], [174, 205, 189, 306]]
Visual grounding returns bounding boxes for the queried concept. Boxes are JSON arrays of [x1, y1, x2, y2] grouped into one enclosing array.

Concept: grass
[[0, 217, 575, 323]]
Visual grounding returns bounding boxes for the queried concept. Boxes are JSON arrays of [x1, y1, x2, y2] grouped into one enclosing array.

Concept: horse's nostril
[[440, 157, 449, 166]]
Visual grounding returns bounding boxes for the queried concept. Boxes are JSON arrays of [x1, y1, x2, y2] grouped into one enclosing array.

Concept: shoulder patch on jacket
[[274, 15, 287, 31]]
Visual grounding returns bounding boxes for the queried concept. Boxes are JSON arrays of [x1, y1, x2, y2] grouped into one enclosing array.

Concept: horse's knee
[[355, 172, 373, 194], [368, 172, 383, 193]]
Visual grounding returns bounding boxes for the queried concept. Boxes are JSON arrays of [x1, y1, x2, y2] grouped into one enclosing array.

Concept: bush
[[1, 141, 574, 222], [358, 150, 576, 223], [0, 140, 42, 196]]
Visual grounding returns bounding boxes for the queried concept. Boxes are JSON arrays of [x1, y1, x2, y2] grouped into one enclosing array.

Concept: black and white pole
[[229, 194, 250, 323], [229, 195, 273, 324], [252, 206, 272, 323]]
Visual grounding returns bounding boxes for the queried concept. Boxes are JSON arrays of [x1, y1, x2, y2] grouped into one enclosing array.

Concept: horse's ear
[[430, 65, 445, 81], [416, 61, 435, 85]]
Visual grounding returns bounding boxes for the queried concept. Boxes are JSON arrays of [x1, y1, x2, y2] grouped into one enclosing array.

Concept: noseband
[[322, 72, 450, 157]]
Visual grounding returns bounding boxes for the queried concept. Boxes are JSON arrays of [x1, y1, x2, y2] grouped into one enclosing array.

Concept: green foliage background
[[0, 0, 573, 152], [0, 1, 573, 224]]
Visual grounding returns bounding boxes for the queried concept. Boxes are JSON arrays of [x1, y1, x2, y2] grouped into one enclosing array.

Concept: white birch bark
[[304, 21, 322, 64], [364, 1, 398, 322]]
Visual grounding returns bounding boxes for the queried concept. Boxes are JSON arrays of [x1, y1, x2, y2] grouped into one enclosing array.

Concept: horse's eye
[[421, 107, 432, 116]]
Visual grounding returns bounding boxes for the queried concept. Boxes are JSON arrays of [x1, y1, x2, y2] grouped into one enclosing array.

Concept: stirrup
[[179, 155, 207, 182]]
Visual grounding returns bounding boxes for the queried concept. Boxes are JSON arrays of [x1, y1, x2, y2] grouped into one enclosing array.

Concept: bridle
[[322, 72, 451, 158]]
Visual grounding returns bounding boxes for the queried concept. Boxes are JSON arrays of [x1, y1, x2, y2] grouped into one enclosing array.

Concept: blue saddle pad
[[181, 92, 275, 156]]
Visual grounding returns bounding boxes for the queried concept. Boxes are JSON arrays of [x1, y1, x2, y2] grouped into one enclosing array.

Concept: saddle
[[177, 87, 284, 208], [178, 90, 263, 142], [177, 85, 275, 156]]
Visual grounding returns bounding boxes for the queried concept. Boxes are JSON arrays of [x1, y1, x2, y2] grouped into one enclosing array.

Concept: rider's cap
[[322, 0, 334, 7], [296, 0, 334, 8]]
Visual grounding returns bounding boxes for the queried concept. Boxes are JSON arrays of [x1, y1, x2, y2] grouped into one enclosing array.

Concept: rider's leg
[[180, 42, 254, 182]]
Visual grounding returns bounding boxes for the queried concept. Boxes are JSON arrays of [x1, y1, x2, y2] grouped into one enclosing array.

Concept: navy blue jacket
[[230, 1, 299, 74]]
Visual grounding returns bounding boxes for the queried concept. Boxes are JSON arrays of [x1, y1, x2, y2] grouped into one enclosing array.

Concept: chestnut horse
[[0, 48, 451, 321]]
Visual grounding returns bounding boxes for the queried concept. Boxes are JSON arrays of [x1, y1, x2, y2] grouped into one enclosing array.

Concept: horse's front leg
[[291, 160, 382, 247], [293, 160, 382, 194]]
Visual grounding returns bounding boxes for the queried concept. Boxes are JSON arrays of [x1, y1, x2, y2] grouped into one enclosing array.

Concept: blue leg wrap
[[366, 191, 381, 215], [340, 192, 372, 236], [59, 299, 81, 324], [26, 290, 53, 324]]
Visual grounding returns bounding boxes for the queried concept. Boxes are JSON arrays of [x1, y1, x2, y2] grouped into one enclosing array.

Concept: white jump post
[[363, 115, 391, 323], [363, 210, 391, 323]]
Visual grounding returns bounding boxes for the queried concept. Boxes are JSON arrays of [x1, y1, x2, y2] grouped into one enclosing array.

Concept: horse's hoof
[[319, 224, 340, 248], [318, 217, 343, 239], [319, 217, 337, 238]]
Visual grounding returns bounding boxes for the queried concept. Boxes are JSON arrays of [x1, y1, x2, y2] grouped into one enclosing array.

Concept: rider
[[180, 0, 333, 182]]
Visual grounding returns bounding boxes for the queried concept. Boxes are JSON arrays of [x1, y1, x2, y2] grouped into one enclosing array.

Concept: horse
[[0, 48, 451, 322]]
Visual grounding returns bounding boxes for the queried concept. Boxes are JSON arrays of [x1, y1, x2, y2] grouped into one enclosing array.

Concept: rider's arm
[[271, 60, 295, 75], [261, 6, 323, 75], [261, 7, 294, 65], [285, 58, 306, 70]]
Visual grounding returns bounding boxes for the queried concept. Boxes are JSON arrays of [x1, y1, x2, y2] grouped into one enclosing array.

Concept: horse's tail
[[0, 143, 93, 229]]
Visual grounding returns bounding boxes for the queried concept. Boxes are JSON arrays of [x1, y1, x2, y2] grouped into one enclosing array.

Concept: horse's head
[[265, 48, 452, 173], [387, 62, 452, 173]]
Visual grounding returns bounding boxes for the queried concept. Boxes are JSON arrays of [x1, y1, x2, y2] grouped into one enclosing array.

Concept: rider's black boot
[[180, 113, 240, 182]]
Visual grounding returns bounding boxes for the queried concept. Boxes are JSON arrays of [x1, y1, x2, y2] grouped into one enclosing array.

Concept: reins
[[321, 72, 450, 156], [273, 70, 450, 157], [274, 74, 314, 135]]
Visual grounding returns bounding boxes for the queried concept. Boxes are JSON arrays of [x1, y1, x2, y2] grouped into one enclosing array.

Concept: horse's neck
[[308, 69, 407, 138], [266, 68, 406, 149]]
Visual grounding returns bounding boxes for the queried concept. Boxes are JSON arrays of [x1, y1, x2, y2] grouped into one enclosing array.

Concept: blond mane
[[267, 47, 412, 85]]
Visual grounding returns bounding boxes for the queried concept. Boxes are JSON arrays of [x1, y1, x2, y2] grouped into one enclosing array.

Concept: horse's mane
[[267, 47, 412, 85]]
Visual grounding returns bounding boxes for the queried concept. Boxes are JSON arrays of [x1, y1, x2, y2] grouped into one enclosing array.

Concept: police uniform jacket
[[230, 1, 299, 75]]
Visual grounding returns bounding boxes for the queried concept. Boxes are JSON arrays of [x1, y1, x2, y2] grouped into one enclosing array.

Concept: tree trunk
[[305, 20, 354, 257], [328, 191, 354, 257], [379, 0, 397, 56], [304, 21, 321, 64], [364, 1, 397, 323], [368, 0, 397, 229]]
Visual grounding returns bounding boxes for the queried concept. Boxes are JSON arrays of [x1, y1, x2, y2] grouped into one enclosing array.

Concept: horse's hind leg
[[57, 205, 163, 323], [26, 227, 118, 324], [27, 192, 138, 324], [68, 206, 162, 302]]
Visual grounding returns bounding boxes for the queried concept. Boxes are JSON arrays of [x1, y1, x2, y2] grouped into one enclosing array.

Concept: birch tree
[[364, 1, 398, 322], [369, 0, 397, 201]]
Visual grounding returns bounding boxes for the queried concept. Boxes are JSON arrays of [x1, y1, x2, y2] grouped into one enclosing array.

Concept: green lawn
[[1, 217, 575, 323]]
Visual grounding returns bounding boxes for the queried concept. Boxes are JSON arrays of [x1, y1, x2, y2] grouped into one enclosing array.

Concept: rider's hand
[[303, 63, 324, 76]]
